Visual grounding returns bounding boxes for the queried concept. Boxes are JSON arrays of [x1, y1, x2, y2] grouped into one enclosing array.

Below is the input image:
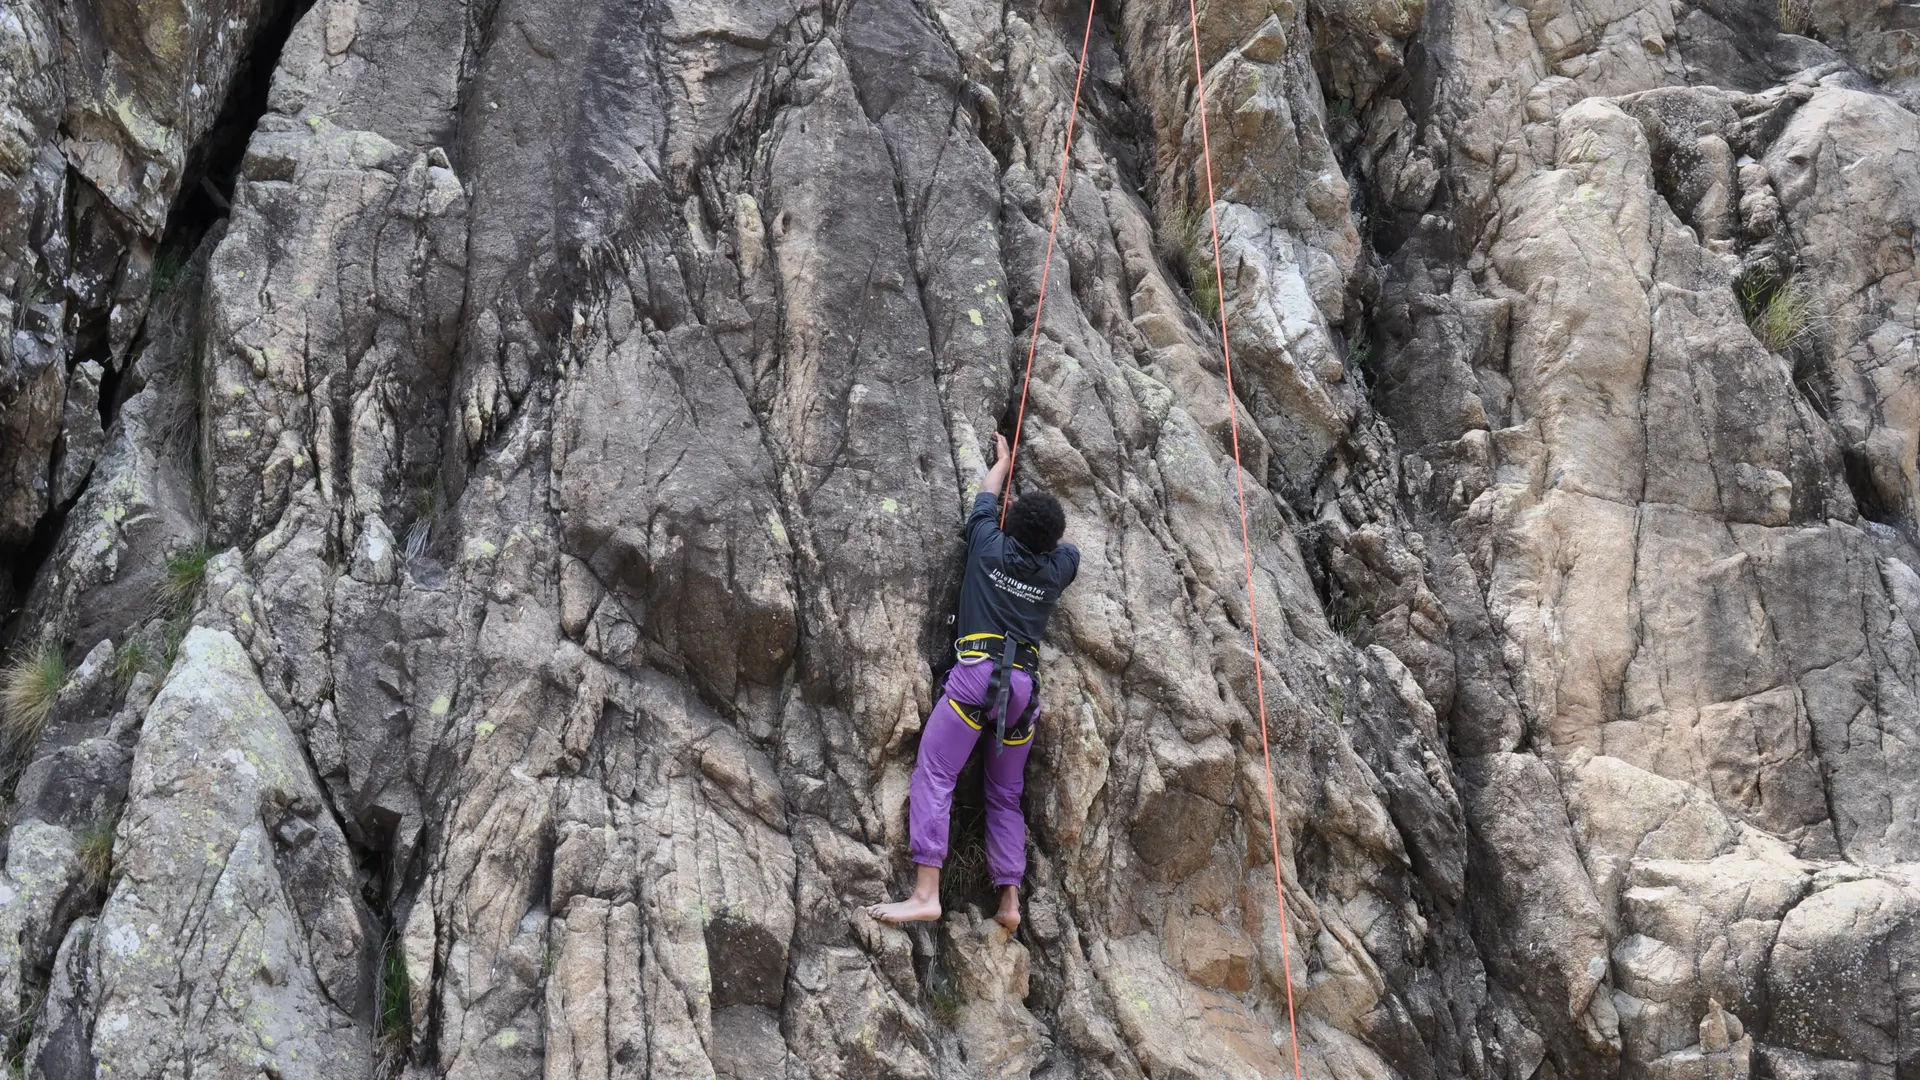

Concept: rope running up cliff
[[1004, 2, 1306, 1074]]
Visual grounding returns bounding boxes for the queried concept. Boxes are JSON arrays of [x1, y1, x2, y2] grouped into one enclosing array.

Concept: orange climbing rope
[[1001, 0, 1100, 527], [1003, 4, 1305, 1073], [1183, 1, 1308, 1075]]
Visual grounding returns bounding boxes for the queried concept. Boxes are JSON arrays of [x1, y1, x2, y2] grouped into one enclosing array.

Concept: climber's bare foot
[[994, 885, 1021, 933], [867, 864, 943, 925], [866, 894, 943, 924]]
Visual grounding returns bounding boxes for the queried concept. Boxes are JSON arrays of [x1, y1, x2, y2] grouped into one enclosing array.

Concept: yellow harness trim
[[955, 633, 1034, 671], [949, 698, 983, 731], [946, 698, 1034, 745]]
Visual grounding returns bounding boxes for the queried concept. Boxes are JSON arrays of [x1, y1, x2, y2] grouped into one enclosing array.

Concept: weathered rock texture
[[1, 0, 1917, 1076]]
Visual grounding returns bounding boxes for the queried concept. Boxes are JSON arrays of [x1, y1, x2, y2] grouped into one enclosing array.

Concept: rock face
[[86, 624, 373, 1076], [0, 0, 1917, 1077]]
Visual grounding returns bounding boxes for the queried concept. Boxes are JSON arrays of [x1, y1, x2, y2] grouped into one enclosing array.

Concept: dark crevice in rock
[[91, 341, 127, 434], [1079, 0, 1150, 194], [92, 242, 191, 440], [1843, 446, 1907, 526], [155, 0, 320, 263], [357, 844, 410, 1046], [528, 815, 559, 918], [3, 478, 85, 647], [7, 0, 317, 649], [1789, 345, 1835, 421], [0, 0, 351, 1025]]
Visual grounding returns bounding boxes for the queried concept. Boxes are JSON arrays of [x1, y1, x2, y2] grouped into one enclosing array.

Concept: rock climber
[[867, 432, 1079, 933]]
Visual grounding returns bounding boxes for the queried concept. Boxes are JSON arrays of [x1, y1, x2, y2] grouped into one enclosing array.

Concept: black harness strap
[[981, 635, 1042, 754], [986, 635, 1016, 754]]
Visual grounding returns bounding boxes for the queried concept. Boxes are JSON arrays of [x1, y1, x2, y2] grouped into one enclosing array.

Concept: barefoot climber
[[868, 433, 1080, 932]]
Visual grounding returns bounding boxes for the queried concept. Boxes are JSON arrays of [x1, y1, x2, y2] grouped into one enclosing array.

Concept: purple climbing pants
[[908, 657, 1035, 888]]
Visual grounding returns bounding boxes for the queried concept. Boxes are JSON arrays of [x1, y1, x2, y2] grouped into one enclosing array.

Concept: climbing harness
[[955, 632, 1038, 670], [993, 0, 1307, 1074], [955, 632, 1042, 751]]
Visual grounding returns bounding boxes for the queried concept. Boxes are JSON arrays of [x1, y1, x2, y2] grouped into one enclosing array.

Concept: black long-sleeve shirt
[[955, 491, 1080, 645]]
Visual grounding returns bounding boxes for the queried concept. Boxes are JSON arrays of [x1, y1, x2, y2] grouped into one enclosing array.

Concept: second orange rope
[[1183, 2, 1308, 1076]]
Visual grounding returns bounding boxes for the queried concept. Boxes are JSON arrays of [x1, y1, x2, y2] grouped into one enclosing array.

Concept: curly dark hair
[[1004, 492, 1066, 553]]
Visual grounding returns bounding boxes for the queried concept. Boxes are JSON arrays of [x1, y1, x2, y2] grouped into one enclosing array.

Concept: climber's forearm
[[981, 432, 1012, 497], [982, 457, 1010, 497]]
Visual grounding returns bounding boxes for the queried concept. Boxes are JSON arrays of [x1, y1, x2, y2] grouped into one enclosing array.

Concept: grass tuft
[[150, 248, 185, 299], [938, 799, 993, 914], [112, 638, 150, 688], [1191, 268, 1222, 324], [1, 644, 66, 752], [1779, 0, 1814, 35], [1346, 321, 1373, 370], [380, 933, 411, 1043], [923, 952, 965, 1026], [369, 925, 414, 1077], [1740, 276, 1815, 356], [159, 543, 214, 613], [929, 981, 963, 1026], [412, 466, 442, 523], [1158, 197, 1224, 324], [3, 1014, 29, 1078], [407, 468, 442, 561], [160, 620, 190, 671], [13, 275, 46, 314], [79, 813, 118, 894]]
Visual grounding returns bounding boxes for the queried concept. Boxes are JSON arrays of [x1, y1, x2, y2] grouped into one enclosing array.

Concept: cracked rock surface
[[0, 0, 1917, 1076]]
